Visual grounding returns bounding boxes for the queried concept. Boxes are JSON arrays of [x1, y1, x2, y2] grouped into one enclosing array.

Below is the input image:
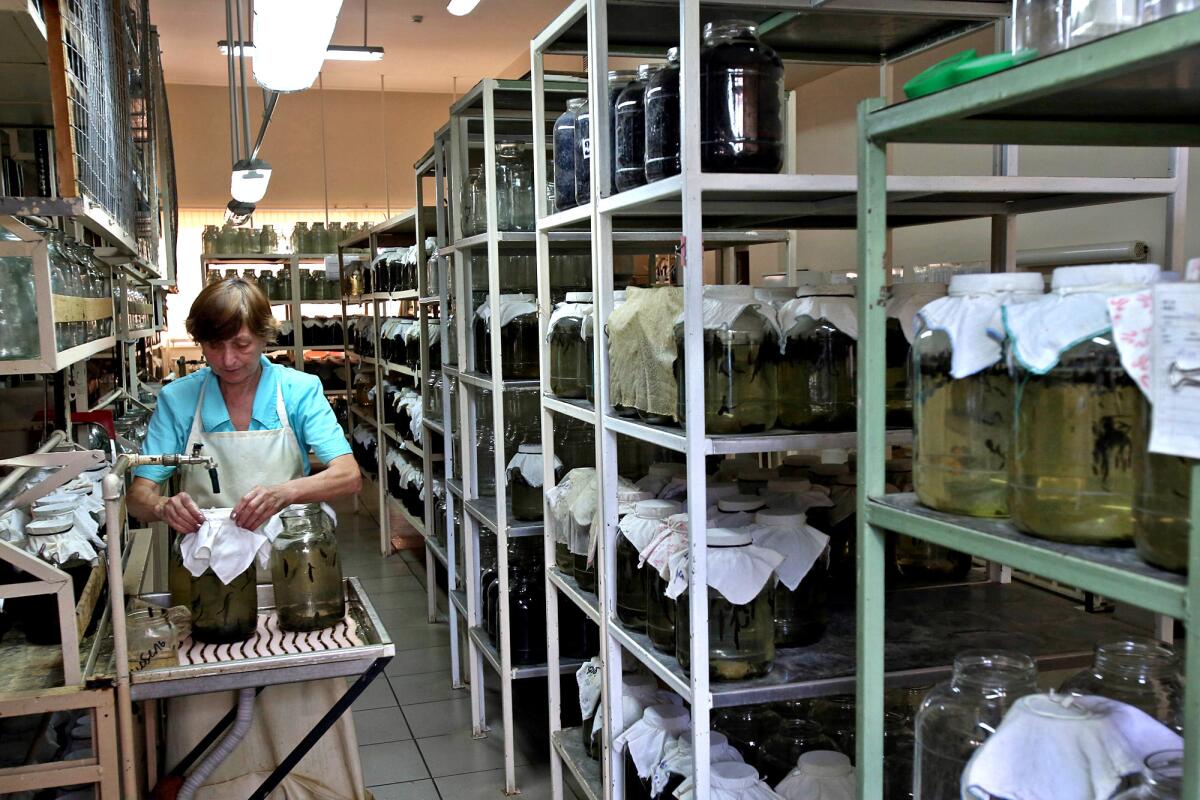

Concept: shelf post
[[1183, 463, 1200, 798]]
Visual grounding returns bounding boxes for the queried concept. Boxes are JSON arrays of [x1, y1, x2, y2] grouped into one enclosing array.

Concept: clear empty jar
[[1059, 638, 1183, 732], [496, 141, 534, 232], [891, 536, 972, 583], [1069, 0, 1140, 45], [615, 64, 653, 192], [777, 287, 857, 431], [674, 285, 779, 434], [548, 292, 594, 399], [645, 47, 680, 182], [617, 499, 679, 632], [553, 98, 586, 212], [272, 504, 345, 631], [473, 293, 538, 379], [1142, 0, 1200, 21], [1014, 0, 1069, 54], [555, 415, 595, 472], [701, 21, 784, 173], [461, 166, 485, 237], [1112, 751, 1185, 799], [761, 720, 839, 787], [913, 273, 1043, 517], [508, 443, 560, 522], [676, 528, 777, 681]]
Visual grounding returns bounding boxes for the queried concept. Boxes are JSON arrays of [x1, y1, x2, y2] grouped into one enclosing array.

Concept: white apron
[[166, 373, 366, 800]]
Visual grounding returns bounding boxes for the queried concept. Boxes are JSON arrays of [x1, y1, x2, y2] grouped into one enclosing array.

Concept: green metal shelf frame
[[856, 12, 1200, 800]]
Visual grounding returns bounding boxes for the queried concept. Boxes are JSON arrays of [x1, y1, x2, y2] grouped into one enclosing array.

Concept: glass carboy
[[1059, 638, 1183, 732], [184, 559, 257, 643], [674, 285, 779, 434], [548, 292, 594, 399], [1006, 263, 1159, 544], [508, 444, 560, 522], [751, 509, 830, 648], [914, 651, 1037, 799], [777, 286, 857, 431], [644, 513, 687, 653], [1112, 751, 1185, 800], [1014, 0, 1069, 54], [272, 504, 345, 631], [496, 141, 534, 232], [913, 272, 1043, 517], [572, 99, 591, 204], [644, 48, 680, 182], [474, 293, 539, 379], [617, 499, 679, 631], [700, 21, 785, 173], [553, 98, 586, 211], [615, 64, 653, 192]]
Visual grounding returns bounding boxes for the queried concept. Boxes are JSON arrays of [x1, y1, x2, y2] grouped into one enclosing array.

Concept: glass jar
[[890, 535, 972, 583], [700, 21, 784, 173], [496, 142, 534, 232], [476, 389, 497, 497], [189, 564, 257, 643], [1069, 0, 1140, 45], [761, 719, 839, 787], [777, 288, 857, 431], [644, 513, 686, 654], [461, 166, 485, 237], [507, 539, 547, 666], [271, 504, 345, 631], [549, 292, 594, 399], [474, 294, 539, 379], [886, 284, 946, 427], [553, 98, 586, 211], [0, 254, 40, 360], [1112, 751, 1185, 800], [573, 99, 591, 205], [555, 415, 596, 472], [1142, 0, 1200, 22], [260, 224, 278, 253], [1059, 638, 1183, 732], [674, 286, 779, 434], [914, 651, 1038, 798], [126, 605, 188, 672], [202, 225, 219, 255], [509, 443, 557, 522], [219, 223, 239, 254], [676, 529, 775, 681], [645, 47, 680, 182], [713, 706, 780, 775], [1133, 401, 1192, 573], [617, 499, 679, 631], [614, 64, 653, 192], [1014, 0, 1069, 54], [573, 543, 596, 593], [753, 510, 830, 648]]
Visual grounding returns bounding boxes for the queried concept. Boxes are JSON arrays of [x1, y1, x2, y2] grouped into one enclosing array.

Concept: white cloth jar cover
[[24, 514, 105, 565], [591, 480, 653, 566], [775, 751, 856, 800], [545, 467, 590, 548], [619, 499, 683, 564], [778, 285, 859, 348], [576, 656, 603, 722], [506, 443, 563, 488], [759, 478, 834, 513], [474, 293, 538, 333], [639, 462, 689, 500], [642, 512, 690, 579], [665, 528, 785, 603], [916, 272, 1044, 379], [678, 285, 782, 341], [1002, 264, 1161, 374], [613, 703, 691, 783], [596, 674, 681, 746], [887, 282, 949, 343], [961, 693, 1183, 800], [547, 292, 594, 340], [607, 286, 685, 421], [747, 510, 830, 591], [656, 731, 744, 797], [675, 761, 784, 800]]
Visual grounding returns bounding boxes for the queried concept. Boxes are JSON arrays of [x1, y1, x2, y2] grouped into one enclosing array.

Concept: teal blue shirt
[[133, 356, 350, 484]]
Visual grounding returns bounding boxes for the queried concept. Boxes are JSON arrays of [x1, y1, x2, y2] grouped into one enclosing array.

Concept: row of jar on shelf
[[271, 317, 345, 348], [344, 238, 438, 297], [201, 220, 376, 257], [206, 265, 343, 302], [577, 637, 1184, 800], [351, 374, 434, 450], [346, 316, 430, 370], [1014, 0, 1198, 56]]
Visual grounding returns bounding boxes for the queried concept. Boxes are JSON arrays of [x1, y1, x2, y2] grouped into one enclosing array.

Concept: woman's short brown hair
[[186, 277, 278, 344]]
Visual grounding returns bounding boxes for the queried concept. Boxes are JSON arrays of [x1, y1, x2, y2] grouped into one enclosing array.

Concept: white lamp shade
[[446, 0, 481, 15], [252, 0, 344, 92], [230, 161, 272, 203]]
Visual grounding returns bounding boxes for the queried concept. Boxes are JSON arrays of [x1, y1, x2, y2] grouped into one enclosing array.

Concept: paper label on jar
[[1149, 283, 1200, 459], [324, 255, 340, 281]]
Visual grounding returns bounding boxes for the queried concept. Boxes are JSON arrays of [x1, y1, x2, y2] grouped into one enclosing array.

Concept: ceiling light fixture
[[218, 41, 384, 61], [252, 0, 344, 92], [446, 0, 481, 16]]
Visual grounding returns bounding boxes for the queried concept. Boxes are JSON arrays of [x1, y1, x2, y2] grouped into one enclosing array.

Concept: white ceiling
[[149, 0, 572, 93]]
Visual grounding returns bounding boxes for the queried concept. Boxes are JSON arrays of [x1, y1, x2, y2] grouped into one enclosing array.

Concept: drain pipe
[[178, 687, 258, 799]]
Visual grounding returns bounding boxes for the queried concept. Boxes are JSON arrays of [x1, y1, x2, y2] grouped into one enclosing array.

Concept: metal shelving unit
[[856, 13, 1200, 799], [529, 2, 1191, 799]]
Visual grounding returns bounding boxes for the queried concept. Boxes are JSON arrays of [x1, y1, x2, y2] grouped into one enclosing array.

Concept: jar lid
[[607, 69, 638, 82], [1050, 263, 1160, 291], [718, 495, 765, 512], [27, 517, 73, 535], [707, 528, 751, 547], [32, 502, 77, 519], [712, 761, 760, 785], [765, 478, 812, 492], [754, 509, 805, 527], [518, 443, 542, 455], [635, 499, 681, 519], [620, 489, 654, 504], [948, 272, 1043, 296], [797, 750, 853, 777], [565, 291, 594, 303]]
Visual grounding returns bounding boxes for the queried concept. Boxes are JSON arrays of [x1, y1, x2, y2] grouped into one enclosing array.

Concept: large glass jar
[[1059, 638, 1183, 732], [713, 706, 780, 775], [549, 292, 594, 399], [507, 539, 547, 666], [202, 225, 219, 255], [572, 99, 591, 205], [676, 529, 776, 681], [644, 513, 686, 654], [189, 564, 257, 644], [614, 64, 653, 192], [890, 535, 972, 583], [474, 294, 539, 379], [555, 415, 595, 472], [461, 166, 485, 237], [604, 70, 637, 195], [475, 389, 497, 496], [509, 444, 559, 522], [700, 21, 784, 173], [1069, 0, 1140, 45], [496, 142, 534, 232], [0, 254, 39, 360], [1112, 751, 1185, 800], [674, 286, 779, 434], [617, 499, 679, 631], [271, 504, 346, 631], [1134, 400, 1192, 573], [1014, 0, 1069, 54], [752, 509, 829, 648], [553, 98, 586, 212], [886, 283, 946, 427], [914, 651, 1037, 798], [913, 273, 1043, 517], [777, 288, 856, 431], [645, 47, 680, 183]]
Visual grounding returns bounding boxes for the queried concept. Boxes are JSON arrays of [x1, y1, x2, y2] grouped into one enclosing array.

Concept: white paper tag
[[324, 255, 340, 281], [1149, 283, 1200, 459]]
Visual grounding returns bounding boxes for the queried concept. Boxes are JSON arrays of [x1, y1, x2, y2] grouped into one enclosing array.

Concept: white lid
[[705, 285, 756, 301], [518, 443, 542, 455], [32, 502, 76, 519], [948, 272, 1043, 296], [718, 495, 765, 512], [621, 489, 655, 504], [635, 499, 681, 519], [27, 517, 74, 535], [765, 478, 812, 492], [797, 750, 853, 777], [713, 762, 759, 782], [1050, 263, 1160, 291], [707, 528, 752, 547], [565, 291, 594, 302], [754, 509, 806, 527]]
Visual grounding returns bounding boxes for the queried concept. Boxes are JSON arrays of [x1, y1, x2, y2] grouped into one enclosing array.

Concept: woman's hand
[[231, 483, 296, 531], [156, 492, 206, 533]]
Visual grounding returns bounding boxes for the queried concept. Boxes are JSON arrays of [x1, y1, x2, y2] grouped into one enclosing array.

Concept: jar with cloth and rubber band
[[616, 498, 678, 632], [507, 443, 562, 522], [473, 293, 538, 379], [777, 285, 858, 431]]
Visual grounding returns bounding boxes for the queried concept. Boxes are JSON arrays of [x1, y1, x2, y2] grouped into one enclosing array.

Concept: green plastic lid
[[903, 48, 1038, 100]]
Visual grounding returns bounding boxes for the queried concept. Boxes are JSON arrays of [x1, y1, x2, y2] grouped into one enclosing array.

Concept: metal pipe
[[249, 91, 279, 161], [0, 430, 66, 502], [225, 0, 240, 164], [235, 0, 253, 163]]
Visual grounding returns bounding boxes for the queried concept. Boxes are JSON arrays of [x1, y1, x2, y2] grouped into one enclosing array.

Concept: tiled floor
[[335, 496, 583, 800]]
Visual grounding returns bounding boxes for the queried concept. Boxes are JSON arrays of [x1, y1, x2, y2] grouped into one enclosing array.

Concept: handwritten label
[[1149, 283, 1200, 459]]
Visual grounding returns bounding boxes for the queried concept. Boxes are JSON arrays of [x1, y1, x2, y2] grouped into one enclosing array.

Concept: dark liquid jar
[[573, 99, 591, 204], [553, 98, 586, 211], [644, 569, 676, 654], [508, 540, 547, 666], [614, 65, 653, 192], [549, 293, 594, 399], [700, 21, 784, 174], [509, 443, 556, 522], [605, 70, 637, 196], [191, 566, 258, 644], [474, 294, 539, 380], [644, 48, 680, 183]]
